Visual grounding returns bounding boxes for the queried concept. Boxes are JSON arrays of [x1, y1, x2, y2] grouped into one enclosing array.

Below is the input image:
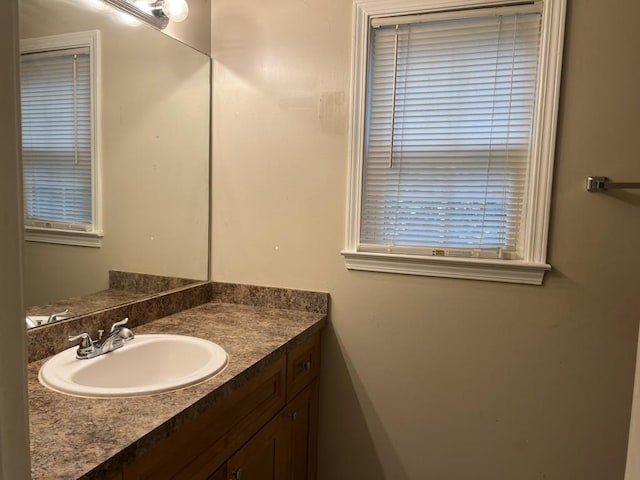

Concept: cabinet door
[[283, 379, 319, 480], [207, 465, 226, 480], [226, 414, 289, 480]]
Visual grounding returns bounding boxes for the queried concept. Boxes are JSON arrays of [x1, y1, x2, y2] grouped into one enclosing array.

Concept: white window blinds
[[21, 48, 93, 231], [360, 6, 542, 259]]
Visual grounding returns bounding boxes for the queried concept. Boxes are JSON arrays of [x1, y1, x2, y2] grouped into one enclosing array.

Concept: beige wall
[[21, 0, 210, 307], [212, 1, 640, 478], [0, 0, 31, 477]]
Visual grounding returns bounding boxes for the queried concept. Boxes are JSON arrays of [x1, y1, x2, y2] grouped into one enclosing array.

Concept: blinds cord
[[73, 54, 79, 165], [389, 24, 399, 169]]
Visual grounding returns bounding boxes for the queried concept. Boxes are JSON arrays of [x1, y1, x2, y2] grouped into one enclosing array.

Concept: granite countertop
[[27, 271, 201, 323], [27, 288, 152, 319], [28, 300, 327, 480]]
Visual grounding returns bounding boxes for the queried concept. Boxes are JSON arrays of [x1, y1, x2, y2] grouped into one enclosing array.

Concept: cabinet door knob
[[303, 360, 312, 371], [288, 411, 298, 421], [229, 469, 242, 480]]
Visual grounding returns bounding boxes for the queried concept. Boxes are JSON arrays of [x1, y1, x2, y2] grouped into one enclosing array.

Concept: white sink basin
[[39, 334, 228, 398]]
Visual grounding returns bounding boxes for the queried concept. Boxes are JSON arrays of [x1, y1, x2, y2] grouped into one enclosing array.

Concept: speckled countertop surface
[[27, 288, 151, 319], [28, 301, 327, 480], [27, 271, 200, 320]]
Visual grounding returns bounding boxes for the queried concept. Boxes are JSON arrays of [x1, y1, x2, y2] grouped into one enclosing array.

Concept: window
[[20, 31, 102, 247], [343, 0, 566, 284]]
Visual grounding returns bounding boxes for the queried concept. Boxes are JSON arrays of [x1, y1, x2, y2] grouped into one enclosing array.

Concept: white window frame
[[342, 0, 566, 285], [20, 30, 103, 248]]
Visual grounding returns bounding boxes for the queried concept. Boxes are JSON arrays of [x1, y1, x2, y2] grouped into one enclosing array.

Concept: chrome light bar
[[100, 0, 169, 29]]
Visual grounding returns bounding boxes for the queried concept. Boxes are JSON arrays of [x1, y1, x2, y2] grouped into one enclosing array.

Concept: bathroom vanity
[[123, 331, 320, 480], [27, 283, 328, 480]]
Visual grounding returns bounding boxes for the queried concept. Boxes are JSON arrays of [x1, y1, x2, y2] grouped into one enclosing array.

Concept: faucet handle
[[69, 332, 92, 346], [69, 333, 97, 359], [110, 317, 129, 332]]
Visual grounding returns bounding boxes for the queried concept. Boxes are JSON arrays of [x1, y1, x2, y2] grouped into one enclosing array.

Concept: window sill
[[25, 227, 103, 248], [341, 250, 550, 285]]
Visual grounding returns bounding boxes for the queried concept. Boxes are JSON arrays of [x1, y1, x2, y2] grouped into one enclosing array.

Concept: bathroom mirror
[[20, 0, 210, 326]]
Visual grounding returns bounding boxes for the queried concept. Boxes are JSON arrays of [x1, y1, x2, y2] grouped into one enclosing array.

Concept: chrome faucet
[[68, 318, 135, 359], [47, 309, 69, 325]]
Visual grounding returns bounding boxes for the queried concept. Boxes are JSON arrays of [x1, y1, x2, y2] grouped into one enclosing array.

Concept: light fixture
[[100, 0, 189, 29], [153, 0, 189, 22]]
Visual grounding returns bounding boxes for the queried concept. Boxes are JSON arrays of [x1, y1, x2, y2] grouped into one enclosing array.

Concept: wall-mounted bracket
[[586, 176, 640, 192]]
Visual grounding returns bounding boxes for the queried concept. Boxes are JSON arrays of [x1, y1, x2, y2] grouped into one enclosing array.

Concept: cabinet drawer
[[286, 333, 320, 402], [124, 356, 286, 480]]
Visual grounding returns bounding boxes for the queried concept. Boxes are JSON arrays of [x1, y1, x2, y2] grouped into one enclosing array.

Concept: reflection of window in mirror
[[20, 30, 103, 247]]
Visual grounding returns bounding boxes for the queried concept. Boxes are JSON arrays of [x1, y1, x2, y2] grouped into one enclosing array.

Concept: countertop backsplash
[[27, 281, 328, 362]]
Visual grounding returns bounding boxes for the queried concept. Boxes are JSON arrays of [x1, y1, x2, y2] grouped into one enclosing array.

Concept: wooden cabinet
[[124, 357, 287, 480], [207, 467, 227, 480], [225, 413, 288, 480], [214, 379, 319, 480], [122, 333, 321, 480]]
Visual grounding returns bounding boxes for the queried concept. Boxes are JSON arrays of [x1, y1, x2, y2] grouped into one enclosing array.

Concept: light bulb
[[161, 0, 188, 22]]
